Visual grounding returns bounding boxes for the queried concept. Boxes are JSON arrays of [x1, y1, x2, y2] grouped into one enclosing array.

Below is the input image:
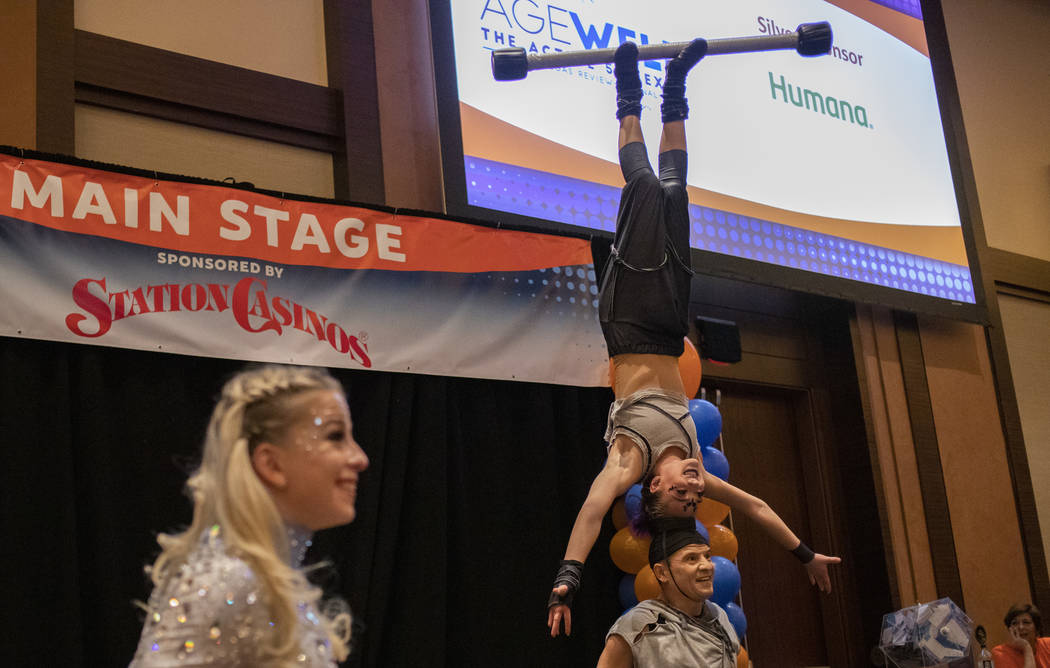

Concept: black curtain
[[0, 335, 626, 667]]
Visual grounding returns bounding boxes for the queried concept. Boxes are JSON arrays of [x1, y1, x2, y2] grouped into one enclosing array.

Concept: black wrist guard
[[547, 559, 584, 609], [791, 542, 816, 564]]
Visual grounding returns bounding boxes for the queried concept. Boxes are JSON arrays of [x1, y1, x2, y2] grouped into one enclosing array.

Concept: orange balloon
[[611, 498, 628, 530], [695, 498, 730, 527], [708, 524, 739, 561], [609, 527, 651, 574], [634, 565, 661, 601], [737, 647, 750, 668], [678, 337, 702, 398]]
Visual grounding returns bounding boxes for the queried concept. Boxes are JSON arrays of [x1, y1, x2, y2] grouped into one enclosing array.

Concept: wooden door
[[704, 383, 830, 668]]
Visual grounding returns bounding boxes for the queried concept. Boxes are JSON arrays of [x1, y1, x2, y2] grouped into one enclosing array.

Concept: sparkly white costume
[[129, 525, 336, 667]]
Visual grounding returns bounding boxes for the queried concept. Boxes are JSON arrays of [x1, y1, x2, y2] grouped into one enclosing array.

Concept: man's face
[[665, 543, 715, 600], [651, 457, 704, 516]]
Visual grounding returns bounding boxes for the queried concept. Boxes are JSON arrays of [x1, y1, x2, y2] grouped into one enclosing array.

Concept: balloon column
[[608, 388, 751, 663]]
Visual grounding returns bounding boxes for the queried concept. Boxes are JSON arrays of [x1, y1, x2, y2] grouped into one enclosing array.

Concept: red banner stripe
[[0, 155, 592, 273]]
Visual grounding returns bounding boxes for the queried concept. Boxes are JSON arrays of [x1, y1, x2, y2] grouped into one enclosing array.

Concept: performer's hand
[[547, 585, 572, 637], [804, 553, 842, 593]]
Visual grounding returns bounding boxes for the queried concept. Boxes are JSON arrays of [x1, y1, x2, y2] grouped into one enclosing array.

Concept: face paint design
[[669, 486, 699, 513], [657, 457, 705, 516]]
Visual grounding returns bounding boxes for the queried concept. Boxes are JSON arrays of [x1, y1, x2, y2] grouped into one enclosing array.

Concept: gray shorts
[[604, 389, 700, 476]]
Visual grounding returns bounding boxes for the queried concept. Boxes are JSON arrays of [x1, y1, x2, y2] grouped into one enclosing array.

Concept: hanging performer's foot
[[614, 41, 643, 120], [661, 38, 707, 122]]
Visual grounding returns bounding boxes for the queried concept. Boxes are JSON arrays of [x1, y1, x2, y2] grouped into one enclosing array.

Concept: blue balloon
[[700, 446, 729, 482], [618, 574, 638, 610], [694, 520, 710, 544], [723, 601, 747, 638], [710, 556, 741, 606], [624, 484, 643, 523], [688, 399, 722, 448]]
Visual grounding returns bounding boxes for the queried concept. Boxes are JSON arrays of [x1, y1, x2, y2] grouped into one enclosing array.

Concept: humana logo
[[768, 72, 872, 129]]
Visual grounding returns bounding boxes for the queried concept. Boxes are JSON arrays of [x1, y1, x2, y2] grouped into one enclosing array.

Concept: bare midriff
[[611, 353, 686, 399]]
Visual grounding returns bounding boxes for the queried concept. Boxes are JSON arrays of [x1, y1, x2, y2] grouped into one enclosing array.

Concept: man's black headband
[[648, 517, 708, 567]]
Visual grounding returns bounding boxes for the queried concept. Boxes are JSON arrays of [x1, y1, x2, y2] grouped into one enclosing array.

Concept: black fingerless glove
[[547, 559, 584, 609]]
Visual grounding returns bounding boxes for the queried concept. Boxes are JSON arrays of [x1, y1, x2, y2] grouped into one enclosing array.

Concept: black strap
[[791, 542, 815, 564], [610, 243, 670, 272]]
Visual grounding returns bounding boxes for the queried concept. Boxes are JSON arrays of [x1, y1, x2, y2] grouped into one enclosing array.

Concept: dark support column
[[893, 310, 966, 607], [323, 0, 385, 204], [36, 0, 75, 153], [982, 287, 1050, 615]]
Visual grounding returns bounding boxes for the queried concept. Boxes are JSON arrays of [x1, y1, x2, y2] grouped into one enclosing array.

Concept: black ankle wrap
[[614, 42, 642, 120], [661, 38, 707, 123]]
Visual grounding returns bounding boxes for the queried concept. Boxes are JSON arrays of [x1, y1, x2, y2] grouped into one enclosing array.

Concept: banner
[[0, 152, 609, 386]]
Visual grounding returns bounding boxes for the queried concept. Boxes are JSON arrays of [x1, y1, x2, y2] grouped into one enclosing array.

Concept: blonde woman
[[129, 364, 369, 667]]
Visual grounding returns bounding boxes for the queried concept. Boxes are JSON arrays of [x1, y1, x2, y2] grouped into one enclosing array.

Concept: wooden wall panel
[[940, 0, 1050, 264], [852, 305, 938, 607], [370, 0, 444, 210], [918, 315, 1031, 645], [75, 105, 335, 198], [75, 0, 329, 86], [997, 294, 1050, 593], [324, 0, 385, 204], [0, 2, 38, 148], [36, 0, 75, 153]]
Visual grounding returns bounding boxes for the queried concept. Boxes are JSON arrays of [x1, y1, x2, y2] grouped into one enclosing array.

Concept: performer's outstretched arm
[[547, 439, 644, 637], [703, 474, 842, 592]]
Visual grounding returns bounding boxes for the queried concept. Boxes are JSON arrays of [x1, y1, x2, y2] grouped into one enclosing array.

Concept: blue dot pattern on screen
[[870, 0, 922, 20], [465, 156, 974, 304]]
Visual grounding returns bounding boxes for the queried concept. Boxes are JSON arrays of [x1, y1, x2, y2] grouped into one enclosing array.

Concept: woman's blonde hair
[[149, 364, 352, 665]]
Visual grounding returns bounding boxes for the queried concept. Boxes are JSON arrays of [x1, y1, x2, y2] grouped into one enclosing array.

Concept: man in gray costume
[[597, 517, 739, 667]]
